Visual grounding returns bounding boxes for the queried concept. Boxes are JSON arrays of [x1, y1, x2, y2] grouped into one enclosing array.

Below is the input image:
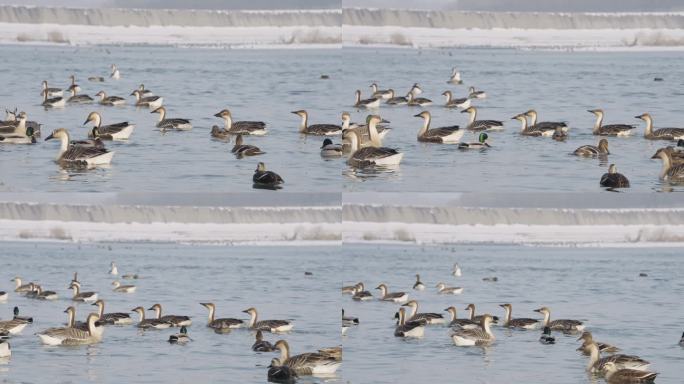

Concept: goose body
[[447, 68, 462, 84], [110, 64, 120, 80], [213, 109, 266, 135], [535, 306, 584, 333], [574, 139, 609, 156], [637, 113, 684, 140], [435, 282, 463, 295], [525, 110, 568, 134], [253, 162, 284, 188], [41, 89, 66, 108], [66, 89, 93, 104], [414, 111, 463, 143], [33, 285, 58, 300], [342, 309, 359, 328], [95, 91, 126, 106], [445, 306, 479, 329], [465, 304, 499, 324], [149, 303, 192, 327], [45, 128, 114, 167], [463, 107, 503, 131], [274, 340, 341, 375], [452, 263, 462, 277], [351, 283, 373, 301], [376, 283, 408, 303], [407, 92, 432, 107], [68, 283, 98, 302], [320, 138, 343, 157], [442, 90, 471, 109], [402, 300, 445, 325], [600, 164, 631, 188], [84, 111, 134, 140], [232, 134, 264, 157], [37, 313, 104, 346], [385, 90, 408, 105], [268, 358, 298, 383], [200, 303, 243, 330], [451, 314, 496, 346], [243, 308, 292, 333], [67, 75, 81, 93], [342, 113, 391, 148], [602, 362, 657, 384], [651, 149, 684, 182], [589, 109, 634, 136], [586, 342, 650, 373], [131, 307, 171, 329], [12, 277, 34, 294], [131, 90, 163, 109], [500, 304, 538, 329], [394, 308, 425, 338], [252, 330, 276, 351], [92, 300, 134, 325], [152, 107, 192, 130], [292, 110, 341, 136], [354, 90, 380, 108], [345, 121, 403, 167]]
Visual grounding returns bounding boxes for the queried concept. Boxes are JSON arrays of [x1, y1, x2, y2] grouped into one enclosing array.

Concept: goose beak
[[460, 110, 468, 113], [147, 306, 154, 311], [44, 133, 54, 141], [650, 153, 659, 159], [634, 115, 643, 119], [213, 112, 222, 117], [413, 113, 422, 118], [129, 92, 136, 96], [82, 119, 89, 126], [533, 309, 541, 313]]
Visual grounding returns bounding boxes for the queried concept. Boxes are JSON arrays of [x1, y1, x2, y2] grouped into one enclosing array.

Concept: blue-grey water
[[0, 241, 340, 383], [1, 45, 684, 192], [342, 244, 684, 383]]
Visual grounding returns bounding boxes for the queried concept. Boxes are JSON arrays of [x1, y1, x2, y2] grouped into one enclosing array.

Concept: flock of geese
[[342, 262, 678, 384], [0, 262, 340, 383]]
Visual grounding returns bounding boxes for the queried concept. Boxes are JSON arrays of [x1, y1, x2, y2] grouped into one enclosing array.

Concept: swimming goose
[[68, 282, 98, 302], [343, 113, 391, 148], [95, 91, 126, 106], [66, 131, 105, 150], [458, 132, 491, 150], [394, 307, 426, 338], [41, 89, 66, 108], [462, 107, 503, 131], [109, 262, 118, 275], [24, 283, 41, 299], [414, 111, 463, 143], [442, 90, 471, 109], [253, 162, 284, 188], [402, 300, 445, 325], [168, 326, 191, 344], [0, 340, 9, 358], [375, 283, 408, 303], [320, 138, 343, 157], [67, 88, 94, 104], [33, 285, 58, 300], [273, 340, 341, 375], [525, 110, 568, 133], [452, 263, 462, 277], [268, 358, 298, 383], [586, 342, 650, 373], [110, 64, 120, 80], [232, 134, 265, 157], [385, 89, 408, 105], [407, 92, 432, 107], [656, 144, 684, 165], [351, 283, 373, 301], [600, 164, 631, 188], [465, 304, 499, 324], [577, 331, 619, 355], [499, 304, 538, 329], [45, 128, 114, 167], [37, 313, 104, 346], [342, 282, 360, 294], [131, 90, 163, 109], [445, 306, 479, 329], [468, 86, 486, 99], [92, 300, 133, 325], [451, 314, 496, 346], [131, 306, 171, 329], [354, 90, 380, 109], [534, 307, 584, 333], [512, 114, 550, 137], [370, 83, 392, 99], [601, 362, 657, 384], [435, 282, 463, 295], [62, 305, 89, 331], [41, 80, 63, 98], [447, 68, 463, 84], [413, 274, 425, 291], [574, 139, 609, 156], [135, 84, 154, 97], [67, 75, 81, 93], [84, 111, 135, 140], [409, 83, 423, 96], [292, 110, 342, 136], [589, 109, 635, 136], [252, 330, 276, 351], [213, 109, 266, 135], [111, 281, 136, 293], [152, 107, 192, 130], [149, 303, 192, 327], [345, 129, 403, 168], [636, 113, 684, 140], [200, 303, 243, 330], [243, 308, 292, 333], [11, 277, 33, 293], [651, 149, 684, 182], [539, 327, 555, 344]]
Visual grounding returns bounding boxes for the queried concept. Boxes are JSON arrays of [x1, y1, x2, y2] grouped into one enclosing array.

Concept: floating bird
[[66, 88, 93, 104], [84, 111, 135, 140], [131, 306, 171, 329], [407, 92, 432, 107], [375, 283, 408, 303], [267, 358, 298, 383], [447, 67, 462, 84], [351, 283, 373, 301], [273, 340, 342, 376], [458, 132, 490, 150], [112, 281, 136, 293], [601, 361, 657, 384], [291, 110, 342, 136], [41, 89, 66, 108], [445, 306, 479, 329], [232, 134, 265, 157], [354, 90, 380, 109], [577, 331, 620, 355], [68, 282, 98, 302], [442, 90, 471, 109], [499, 304, 538, 329], [242, 308, 293, 333], [534, 307, 584, 333], [213, 109, 266, 135], [370, 83, 392, 99], [41, 80, 63, 98], [36, 313, 104, 346], [637, 113, 684, 140], [252, 330, 276, 352], [468, 86, 486, 99], [45, 128, 114, 167], [585, 342, 650, 373], [600, 164, 631, 188], [651, 148, 684, 182], [92, 300, 134, 325], [589, 109, 634, 136], [109, 262, 118, 275], [402, 300, 445, 325], [414, 111, 463, 143], [199, 303, 243, 330], [525, 110, 567, 133], [394, 308, 426, 338], [253, 162, 284, 189], [131, 90, 163, 109], [148, 303, 191, 327], [168, 326, 191, 344], [110, 64, 120, 80], [539, 327, 555, 344], [385, 89, 408, 105], [412, 274, 425, 291], [451, 314, 496, 346], [435, 282, 463, 295], [345, 128, 403, 168], [320, 138, 343, 157], [152, 106, 192, 130], [462, 107, 503, 131], [95, 91, 126, 106], [574, 139, 609, 157], [452, 263, 462, 277]]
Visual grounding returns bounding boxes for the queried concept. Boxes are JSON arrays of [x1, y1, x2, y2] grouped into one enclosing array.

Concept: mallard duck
[[600, 164, 630, 188]]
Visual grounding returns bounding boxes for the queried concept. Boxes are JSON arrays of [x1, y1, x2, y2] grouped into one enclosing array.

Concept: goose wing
[[308, 124, 342, 135], [394, 321, 424, 336], [532, 121, 566, 130], [256, 320, 290, 330], [609, 369, 657, 382], [508, 318, 538, 327], [666, 164, 684, 179], [210, 318, 243, 329], [412, 313, 444, 322], [102, 312, 131, 324], [470, 120, 503, 130], [40, 326, 90, 340], [427, 126, 460, 138], [450, 319, 479, 328], [600, 124, 634, 134], [253, 171, 284, 185], [654, 128, 684, 138], [574, 145, 599, 155], [600, 173, 630, 188], [62, 145, 109, 161], [98, 122, 131, 134]]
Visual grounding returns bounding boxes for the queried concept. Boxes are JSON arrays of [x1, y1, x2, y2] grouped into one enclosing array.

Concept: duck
[[600, 164, 631, 188], [407, 92, 432, 107], [0, 125, 36, 145], [95, 91, 126, 106], [91, 299, 134, 325], [84, 111, 135, 140], [0, 308, 31, 335], [110, 64, 120, 80], [148, 303, 192, 327], [211, 125, 231, 139], [442, 90, 471, 109], [552, 126, 568, 141], [168, 326, 191, 344], [447, 67, 462, 84], [351, 283, 373, 301], [342, 309, 359, 328], [525, 110, 568, 133], [414, 111, 463, 143], [345, 128, 403, 168], [11, 277, 33, 294], [451, 314, 496, 346], [574, 139, 609, 156], [111, 281, 136, 293], [88, 76, 105, 82], [375, 283, 408, 303], [199, 303, 243, 330], [651, 148, 684, 182], [585, 342, 650, 373], [36, 313, 104, 346], [452, 263, 462, 277], [465, 304, 499, 324], [354, 90, 380, 108], [267, 358, 298, 383], [499, 304, 538, 329], [412, 274, 425, 291], [577, 331, 620, 355], [66, 88, 94, 104], [534, 306, 584, 333], [445, 306, 479, 329], [370, 83, 392, 99], [385, 89, 408, 105], [462, 107, 503, 131], [232, 135, 265, 157], [252, 330, 276, 352], [68, 282, 98, 302], [601, 361, 657, 384], [243, 308, 293, 333], [213, 109, 266, 135], [152, 106, 192, 130], [131, 306, 171, 329], [539, 327, 555, 344], [320, 138, 343, 157], [402, 300, 445, 325], [131, 90, 163, 109], [273, 340, 341, 375], [637, 112, 684, 140], [468, 86, 486, 99], [589, 109, 635, 136], [0, 339, 9, 359], [253, 162, 284, 188], [41, 89, 66, 108], [41, 80, 63, 98], [45, 128, 114, 167], [458, 132, 490, 150], [394, 307, 426, 338], [11, 306, 33, 323], [435, 282, 463, 295], [291, 110, 342, 135]]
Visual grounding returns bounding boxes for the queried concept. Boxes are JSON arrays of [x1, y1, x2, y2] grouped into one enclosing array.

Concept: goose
[[458, 132, 491, 150], [268, 358, 298, 383], [0, 340, 9, 358], [524, 110, 568, 133], [152, 107, 192, 130], [252, 330, 276, 352], [385, 89, 408, 105], [84, 111, 135, 140], [92, 300, 134, 325], [552, 126, 568, 141], [651, 149, 684, 182], [636, 112, 684, 140], [135, 84, 154, 97], [68, 75, 81, 93], [407, 92, 432, 107], [445, 306, 479, 329], [408, 83, 423, 96], [291, 110, 342, 136], [601, 362, 657, 384], [11, 277, 33, 293], [499, 304, 538, 329], [375, 283, 408, 303], [343, 113, 391, 148], [539, 327, 555, 344], [95, 91, 126, 106], [24, 283, 41, 299], [131, 307, 171, 329], [462, 107, 503, 131], [345, 129, 403, 168], [414, 111, 463, 143], [655, 144, 684, 165], [122, 273, 139, 280], [149, 304, 192, 327], [574, 139, 609, 156], [585, 342, 650, 373], [37, 313, 104, 346], [253, 162, 284, 188], [168, 326, 191, 344], [111, 281, 136, 293], [68, 282, 98, 302], [394, 307, 426, 338], [468, 86, 486, 99], [402, 300, 445, 325], [110, 64, 120, 80], [131, 90, 163, 109], [513, 113, 551, 137], [41, 89, 66, 108], [600, 164, 631, 188], [435, 282, 463, 295], [442, 90, 471, 109], [320, 138, 343, 157], [63, 306, 88, 331], [451, 314, 496, 346], [412, 274, 425, 291], [351, 283, 373, 301], [273, 340, 340, 375], [199, 303, 243, 330], [342, 282, 360, 294], [45, 128, 114, 167], [534, 307, 584, 333], [33, 285, 58, 300], [109, 262, 118, 275], [41, 80, 63, 98], [66, 88, 94, 104], [577, 331, 619, 355], [452, 263, 462, 277], [213, 109, 266, 135], [370, 83, 392, 99], [465, 304, 499, 324], [447, 68, 462, 84], [230, 134, 264, 157], [242, 308, 293, 333], [354, 90, 380, 109], [588, 109, 634, 136]]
